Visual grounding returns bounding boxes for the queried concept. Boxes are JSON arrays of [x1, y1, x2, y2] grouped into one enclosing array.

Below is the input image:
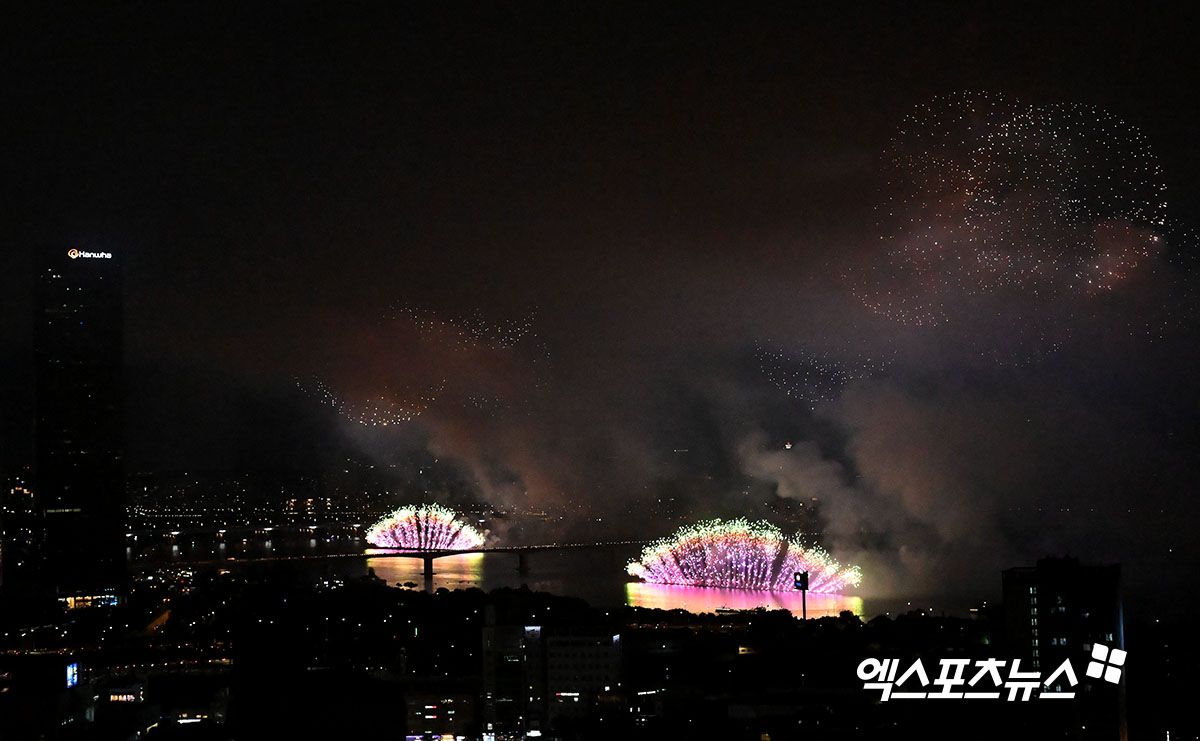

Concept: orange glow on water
[[366, 552, 484, 589]]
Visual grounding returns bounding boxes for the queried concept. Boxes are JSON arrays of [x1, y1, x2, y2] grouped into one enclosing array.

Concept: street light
[[794, 571, 809, 619]]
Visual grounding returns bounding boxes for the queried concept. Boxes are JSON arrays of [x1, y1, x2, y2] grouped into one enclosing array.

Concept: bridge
[[370, 539, 652, 579], [146, 539, 651, 591]]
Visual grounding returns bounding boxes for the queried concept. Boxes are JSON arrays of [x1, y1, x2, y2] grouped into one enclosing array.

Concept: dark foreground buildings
[[1003, 557, 1124, 675], [1003, 556, 1127, 740], [1, 247, 126, 603], [0, 552, 1187, 741]]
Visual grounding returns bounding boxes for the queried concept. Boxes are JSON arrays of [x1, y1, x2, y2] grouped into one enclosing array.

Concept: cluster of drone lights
[[366, 504, 486, 550], [756, 343, 892, 407], [627, 518, 862, 593], [857, 91, 1171, 328], [395, 304, 540, 352], [299, 377, 444, 427]]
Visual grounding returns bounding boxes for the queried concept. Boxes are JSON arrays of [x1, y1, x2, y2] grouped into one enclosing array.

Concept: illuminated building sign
[[66, 663, 78, 688], [66, 248, 113, 260]]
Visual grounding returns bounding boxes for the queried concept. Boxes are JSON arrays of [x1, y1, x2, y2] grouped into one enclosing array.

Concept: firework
[[366, 504, 486, 550], [627, 519, 861, 593]]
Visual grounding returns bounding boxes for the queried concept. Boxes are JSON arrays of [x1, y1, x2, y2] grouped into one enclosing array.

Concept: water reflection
[[366, 553, 485, 590], [625, 582, 863, 618], [135, 538, 878, 618]]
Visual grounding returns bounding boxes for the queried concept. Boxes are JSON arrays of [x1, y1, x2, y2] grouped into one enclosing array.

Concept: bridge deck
[[133, 540, 649, 568]]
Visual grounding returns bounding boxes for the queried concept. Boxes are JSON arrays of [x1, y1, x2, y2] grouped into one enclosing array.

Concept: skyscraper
[[1003, 557, 1126, 741], [1003, 556, 1123, 673], [27, 246, 126, 601]]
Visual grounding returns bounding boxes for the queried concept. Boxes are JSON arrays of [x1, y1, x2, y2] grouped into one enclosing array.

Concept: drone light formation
[[839, 90, 1192, 368], [854, 91, 1170, 326], [627, 518, 862, 593], [297, 377, 445, 427], [756, 343, 892, 407], [394, 304, 540, 352], [366, 504, 486, 550]]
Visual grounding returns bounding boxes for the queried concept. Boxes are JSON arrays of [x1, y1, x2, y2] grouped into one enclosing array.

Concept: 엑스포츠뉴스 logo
[[1086, 643, 1126, 684], [857, 642, 1127, 701]]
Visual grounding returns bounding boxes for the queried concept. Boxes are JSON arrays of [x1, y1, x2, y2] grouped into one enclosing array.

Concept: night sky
[[4, 3, 1200, 600]]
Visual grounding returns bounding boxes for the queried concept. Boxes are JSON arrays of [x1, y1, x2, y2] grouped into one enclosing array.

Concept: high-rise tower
[[29, 246, 126, 601]]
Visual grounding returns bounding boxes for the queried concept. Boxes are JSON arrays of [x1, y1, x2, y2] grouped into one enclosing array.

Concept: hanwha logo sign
[[66, 248, 112, 260]]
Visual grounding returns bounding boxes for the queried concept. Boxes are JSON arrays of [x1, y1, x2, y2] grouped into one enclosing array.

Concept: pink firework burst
[[627, 519, 861, 593], [366, 504, 486, 550]]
